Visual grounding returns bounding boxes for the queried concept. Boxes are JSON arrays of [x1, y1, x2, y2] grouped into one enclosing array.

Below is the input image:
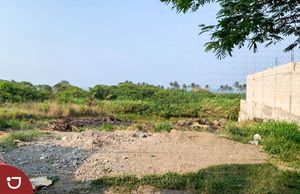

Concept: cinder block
[[239, 62, 300, 124]]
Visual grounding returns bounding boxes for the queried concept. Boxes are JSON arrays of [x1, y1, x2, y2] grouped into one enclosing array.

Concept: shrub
[[56, 86, 88, 104], [0, 80, 48, 103]]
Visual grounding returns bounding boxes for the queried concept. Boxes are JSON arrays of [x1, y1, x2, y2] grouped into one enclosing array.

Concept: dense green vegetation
[[92, 163, 300, 193], [0, 80, 299, 193], [0, 80, 50, 103], [224, 121, 300, 164], [0, 80, 241, 122]]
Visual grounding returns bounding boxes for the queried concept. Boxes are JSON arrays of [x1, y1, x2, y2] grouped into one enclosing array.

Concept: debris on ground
[[249, 134, 262, 146], [132, 131, 151, 138], [47, 116, 131, 131], [30, 176, 53, 190], [0, 131, 7, 138], [254, 134, 261, 141], [3, 130, 267, 193], [174, 118, 223, 131]]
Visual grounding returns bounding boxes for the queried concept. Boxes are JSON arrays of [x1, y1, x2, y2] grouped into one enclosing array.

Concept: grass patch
[[0, 129, 43, 151], [91, 164, 300, 193], [115, 114, 168, 123], [99, 123, 114, 131], [224, 121, 300, 162], [0, 118, 33, 131], [153, 123, 173, 133]]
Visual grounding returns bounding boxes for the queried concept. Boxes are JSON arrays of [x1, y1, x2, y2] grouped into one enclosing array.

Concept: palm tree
[[190, 82, 196, 90], [204, 84, 210, 90], [169, 81, 180, 89], [182, 84, 188, 90], [233, 81, 240, 90]]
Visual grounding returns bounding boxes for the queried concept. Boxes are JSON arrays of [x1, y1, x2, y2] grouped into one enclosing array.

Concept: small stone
[[39, 156, 45, 160], [72, 160, 78, 167], [133, 131, 149, 138], [13, 139, 21, 145], [248, 140, 259, 146]]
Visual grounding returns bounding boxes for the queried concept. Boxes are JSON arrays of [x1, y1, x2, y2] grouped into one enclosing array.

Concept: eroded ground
[[3, 130, 267, 193]]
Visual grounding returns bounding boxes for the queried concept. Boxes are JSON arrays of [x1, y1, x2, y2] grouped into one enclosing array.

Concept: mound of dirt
[[3, 130, 267, 193], [47, 116, 131, 131]]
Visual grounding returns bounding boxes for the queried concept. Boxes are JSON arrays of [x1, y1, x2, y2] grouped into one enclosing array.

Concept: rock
[[249, 134, 261, 146], [249, 140, 259, 146], [39, 156, 45, 160], [30, 177, 53, 190], [123, 156, 128, 160], [253, 134, 261, 141], [72, 160, 78, 167], [13, 139, 21, 145], [133, 131, 149, 138]]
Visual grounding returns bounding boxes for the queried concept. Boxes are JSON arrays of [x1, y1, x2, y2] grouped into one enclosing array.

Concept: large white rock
[[30, 176, 53, 190], [253, 134, 262, 141]]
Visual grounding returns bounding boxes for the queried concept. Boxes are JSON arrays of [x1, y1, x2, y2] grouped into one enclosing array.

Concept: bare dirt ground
[[3, 130, 267, 193]]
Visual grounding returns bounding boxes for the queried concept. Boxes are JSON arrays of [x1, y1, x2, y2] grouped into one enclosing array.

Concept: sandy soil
[[3, 130, 267, 193]]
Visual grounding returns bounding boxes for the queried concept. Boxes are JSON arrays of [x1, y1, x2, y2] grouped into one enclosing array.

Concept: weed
[[100, 123, 114, 131], [153, 123, 173, 133], [224, 121, 300, 162], [91, 164, 300, 193], [135, 124, 144, 131]]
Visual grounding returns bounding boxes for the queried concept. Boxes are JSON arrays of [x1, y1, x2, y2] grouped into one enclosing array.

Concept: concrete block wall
[[239, 62, 300, 124]]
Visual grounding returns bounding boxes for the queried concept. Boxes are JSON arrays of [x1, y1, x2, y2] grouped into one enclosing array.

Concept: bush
[[0, 80, 49, 103], [56, 86, 88, 104]]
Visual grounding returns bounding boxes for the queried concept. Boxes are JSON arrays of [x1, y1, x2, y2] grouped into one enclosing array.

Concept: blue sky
[[0, 0, 299, 88]]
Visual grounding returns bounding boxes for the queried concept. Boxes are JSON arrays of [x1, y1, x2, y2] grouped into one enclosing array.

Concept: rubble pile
[[47, 116, 131, 131], [174, 118, 226, 131]]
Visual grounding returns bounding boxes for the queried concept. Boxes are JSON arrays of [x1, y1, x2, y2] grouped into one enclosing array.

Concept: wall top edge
[[247, 62, 300, 79]]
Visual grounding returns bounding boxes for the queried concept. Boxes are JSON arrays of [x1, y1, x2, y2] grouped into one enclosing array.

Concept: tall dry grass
[[0, 102, 104, 120]]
